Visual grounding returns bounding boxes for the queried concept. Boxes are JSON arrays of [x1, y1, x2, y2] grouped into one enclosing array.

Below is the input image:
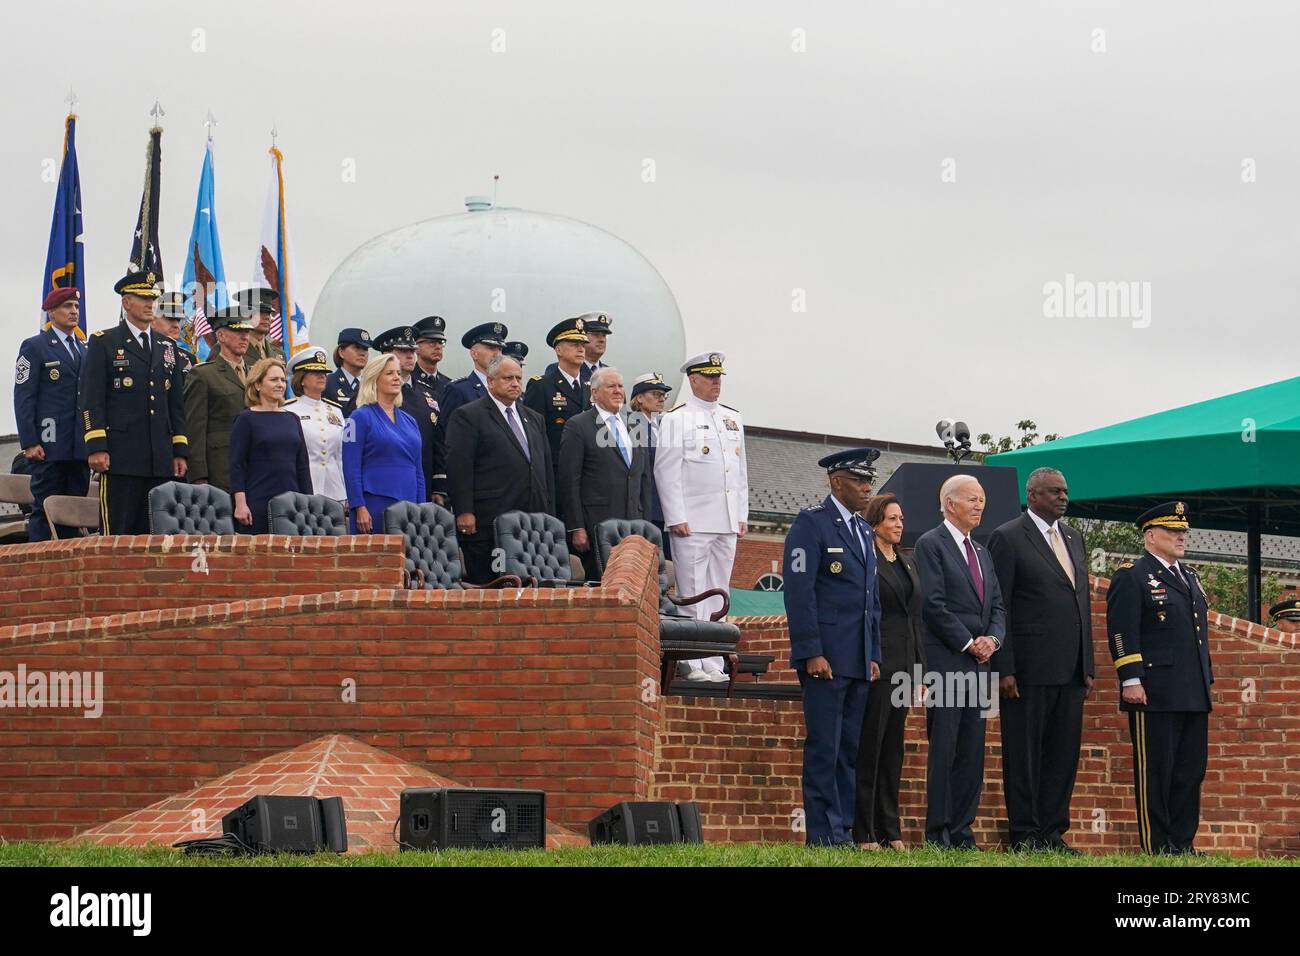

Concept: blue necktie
[[852, 515, 868, 559], [608, 415, 630, 466]]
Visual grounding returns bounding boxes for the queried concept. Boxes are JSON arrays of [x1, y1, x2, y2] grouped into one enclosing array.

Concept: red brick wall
[[0, 534, 406, 628], [653, 579, 1297, 856], [730, 535, 784, 589], [0, 537, 663, 840]]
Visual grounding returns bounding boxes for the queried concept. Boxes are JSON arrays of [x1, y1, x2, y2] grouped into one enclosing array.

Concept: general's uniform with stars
[[653, 351, 749, 673], [523, 316, 591, 485], [1106, 501, 1213, 854], [78, 270, 188, 535], [13, 287, 91, 540], [782, 449, 884, 846], [283, 348, 347, 505]]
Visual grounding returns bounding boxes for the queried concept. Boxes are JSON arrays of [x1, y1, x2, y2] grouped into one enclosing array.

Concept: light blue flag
[[181, 141, 228, 360]]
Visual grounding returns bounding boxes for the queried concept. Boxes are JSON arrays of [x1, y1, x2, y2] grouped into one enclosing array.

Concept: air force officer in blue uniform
[[783, 448, 883, 847], [14, 287, 91, 540]]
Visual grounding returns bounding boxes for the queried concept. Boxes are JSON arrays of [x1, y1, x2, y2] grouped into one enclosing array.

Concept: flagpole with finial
[[493, 174, 499, 207], [205, 109, 217, 144]]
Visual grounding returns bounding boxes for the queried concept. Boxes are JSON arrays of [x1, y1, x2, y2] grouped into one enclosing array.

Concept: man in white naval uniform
[[284, 349, 348, 509], [654, 351, 748, 682]]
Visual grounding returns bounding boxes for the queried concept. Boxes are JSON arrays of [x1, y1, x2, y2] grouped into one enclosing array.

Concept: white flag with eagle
[[254, 146, 310, 356]]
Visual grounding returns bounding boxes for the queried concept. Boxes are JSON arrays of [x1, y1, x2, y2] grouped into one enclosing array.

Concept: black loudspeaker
[[587, 801, 704, 845], [221, 795, 348, 854], [876, 463, 1023, 548], [398, 788, 546, 850]]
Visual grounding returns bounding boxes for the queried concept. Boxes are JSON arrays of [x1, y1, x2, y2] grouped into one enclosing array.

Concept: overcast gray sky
[[3, 0, 1296, 445]]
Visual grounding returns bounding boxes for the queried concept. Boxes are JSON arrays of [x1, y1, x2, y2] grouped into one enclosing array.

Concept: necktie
[[608, 415, 631, 466], [139, 331, 149, 353], [1172, 563, 1188, 588], [64, 334, 80, 365], [505, 406, 530, 460], [963, 537, 985, 602], [1048, 526, 1076, 585], [852, 515, 869, 560]]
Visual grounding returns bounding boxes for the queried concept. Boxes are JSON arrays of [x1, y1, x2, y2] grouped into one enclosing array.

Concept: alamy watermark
[[0, 665, 103, 718], [1043, 273, 1151, 328]]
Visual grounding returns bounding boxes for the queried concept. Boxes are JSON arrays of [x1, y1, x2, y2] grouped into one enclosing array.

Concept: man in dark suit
[[524, 317, 590, 484], [914, 474, 1006, 849], [79, 270, 188, 535], [782, 448, 883, 847], [445, 355, 554, 583], [557, 367, 652, 579], [626, 372, 672, 558], [434, 321, 507, 504], [989, 467, 1095, 852], [1107, 501, 1213, 854], [14, 287, 91, 540]]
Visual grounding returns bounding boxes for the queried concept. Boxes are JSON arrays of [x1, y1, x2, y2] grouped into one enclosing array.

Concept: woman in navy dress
[[343, 353, 425, 533], [229, 358, 312, 534]]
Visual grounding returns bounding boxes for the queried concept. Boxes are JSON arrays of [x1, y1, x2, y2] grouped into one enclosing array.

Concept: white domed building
[[311, 198, 686, 391]]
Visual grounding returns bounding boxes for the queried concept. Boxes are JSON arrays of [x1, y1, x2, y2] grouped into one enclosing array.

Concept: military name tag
[[552, 393, 567, 406], [827, 547, 844, 553]]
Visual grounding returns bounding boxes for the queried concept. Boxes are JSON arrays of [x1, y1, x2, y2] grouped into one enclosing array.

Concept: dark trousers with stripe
[[27, 459, 90, 541], [100, 473, 169, 536], [1000, 682, 1086, 847], [1128, 709, 1208, 853], [798, 671, 870, 846]]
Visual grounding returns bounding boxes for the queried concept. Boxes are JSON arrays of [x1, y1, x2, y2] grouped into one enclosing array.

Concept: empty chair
[[147, 481, 236, 535], [592, 518, 747, 694], [0, 474, 34, 508], [493, 510, 584, 587], [43, 495, 100, 539], [268, 491, 347, 536], [384, 500, 520, 590]]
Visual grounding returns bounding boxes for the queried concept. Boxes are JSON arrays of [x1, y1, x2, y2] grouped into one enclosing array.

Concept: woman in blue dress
[[343, 353, 425, 533], [229, 358, 312, 534]]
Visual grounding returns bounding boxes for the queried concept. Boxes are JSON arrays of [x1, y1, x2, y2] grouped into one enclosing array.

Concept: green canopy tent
[[987, 375, 1300, 623]]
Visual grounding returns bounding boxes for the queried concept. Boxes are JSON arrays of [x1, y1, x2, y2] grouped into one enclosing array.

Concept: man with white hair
[[557, 367, 652, 580], [913, 474, 1006, 849], [654, 351, 748, 682]]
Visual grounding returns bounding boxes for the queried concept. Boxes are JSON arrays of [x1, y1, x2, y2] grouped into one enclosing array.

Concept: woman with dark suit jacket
[[342, 353, 425, 534], [229, 358, 312, 534], [854, 492, 926, 849]]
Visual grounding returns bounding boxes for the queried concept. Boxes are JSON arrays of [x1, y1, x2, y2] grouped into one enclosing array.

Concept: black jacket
[[445, 395, 554, 543], [78, 321, 187, 477], [875, 546, 926, 679], [522, 364, 589, 478], [1107, 551, 1213, 713], [556, 406, 652, 535], [988, 512, 1095, 685]]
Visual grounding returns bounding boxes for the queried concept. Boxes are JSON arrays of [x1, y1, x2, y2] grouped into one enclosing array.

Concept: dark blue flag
[[40, 114, 86, 334]]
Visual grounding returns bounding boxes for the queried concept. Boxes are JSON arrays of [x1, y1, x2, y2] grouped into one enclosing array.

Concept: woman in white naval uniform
[[285, 348, 348, 509]]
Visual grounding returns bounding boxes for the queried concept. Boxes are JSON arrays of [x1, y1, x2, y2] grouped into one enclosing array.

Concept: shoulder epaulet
[[1116, 561, 1135, 571], [530, 374, 542, 382], [805, 503, 825, 512], [282, 398, 299, 406], [92, 330, 105, 337], [665, 403, 685, 413], [1185, 564, 1199, 577], [720, 403, 740, 412], [320, 396, 341, 408]]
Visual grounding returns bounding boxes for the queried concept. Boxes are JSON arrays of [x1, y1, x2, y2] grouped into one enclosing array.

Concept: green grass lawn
[[2, 842, 1294, 867]]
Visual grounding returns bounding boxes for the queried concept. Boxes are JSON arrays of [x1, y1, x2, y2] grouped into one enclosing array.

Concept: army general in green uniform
[[184, 309, 254, 491]]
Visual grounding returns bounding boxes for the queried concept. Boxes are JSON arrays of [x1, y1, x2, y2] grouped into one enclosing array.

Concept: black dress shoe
[[1045, 841, 1083, 856]]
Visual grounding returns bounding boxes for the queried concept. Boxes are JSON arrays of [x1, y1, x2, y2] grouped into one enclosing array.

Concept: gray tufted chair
[[384, 500, 520, 590], [148, 481, 236, 535], [493, 511, 587, 587], [268, 492, 347, 536], [593, 518, 745, 695]]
